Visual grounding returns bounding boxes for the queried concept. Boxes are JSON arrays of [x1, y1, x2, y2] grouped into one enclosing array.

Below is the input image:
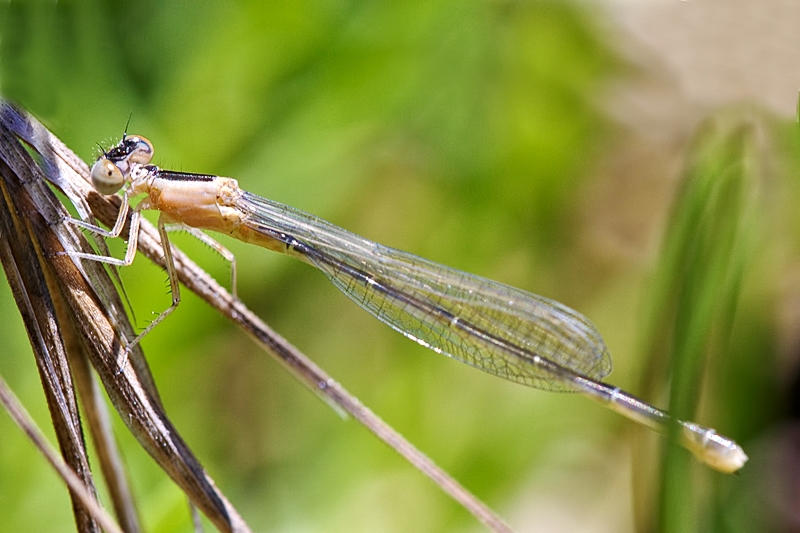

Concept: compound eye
[[125, 135, 154, 165], [91, 158, 125, 195]]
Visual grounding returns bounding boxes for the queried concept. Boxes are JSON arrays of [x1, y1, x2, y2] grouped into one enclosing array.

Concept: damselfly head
[[90, 135, 154, 195]]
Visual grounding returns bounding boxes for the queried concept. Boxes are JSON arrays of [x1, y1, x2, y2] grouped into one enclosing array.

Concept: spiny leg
[[165, 223, 238, 299], [63, 193, 142, 267], [66, 191, 130, 240], [116, 214, 182, 369]]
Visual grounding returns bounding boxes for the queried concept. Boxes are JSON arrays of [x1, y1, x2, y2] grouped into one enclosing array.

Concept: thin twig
[[0, 375, 124, 533], [2, 101, 514, 533], [98, 155, 516, 533]]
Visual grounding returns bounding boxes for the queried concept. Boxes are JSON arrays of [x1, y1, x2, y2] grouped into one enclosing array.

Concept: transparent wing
[[236, 192, 611, 391]]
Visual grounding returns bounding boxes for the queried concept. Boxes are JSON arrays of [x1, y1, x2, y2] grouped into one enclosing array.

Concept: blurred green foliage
[[639, 116, 767, 532], [0, 1, 793, 532]]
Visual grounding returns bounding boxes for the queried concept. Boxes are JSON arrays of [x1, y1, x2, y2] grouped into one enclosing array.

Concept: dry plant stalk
[[0, 104, 255, 533], [0, 132, 111, 533]]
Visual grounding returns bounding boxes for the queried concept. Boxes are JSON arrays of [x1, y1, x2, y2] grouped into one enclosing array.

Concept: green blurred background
[[0, 1, 797, 532]]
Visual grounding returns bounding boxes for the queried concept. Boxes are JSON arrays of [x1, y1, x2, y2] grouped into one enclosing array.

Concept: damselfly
[[70, 134, 748, 474]]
